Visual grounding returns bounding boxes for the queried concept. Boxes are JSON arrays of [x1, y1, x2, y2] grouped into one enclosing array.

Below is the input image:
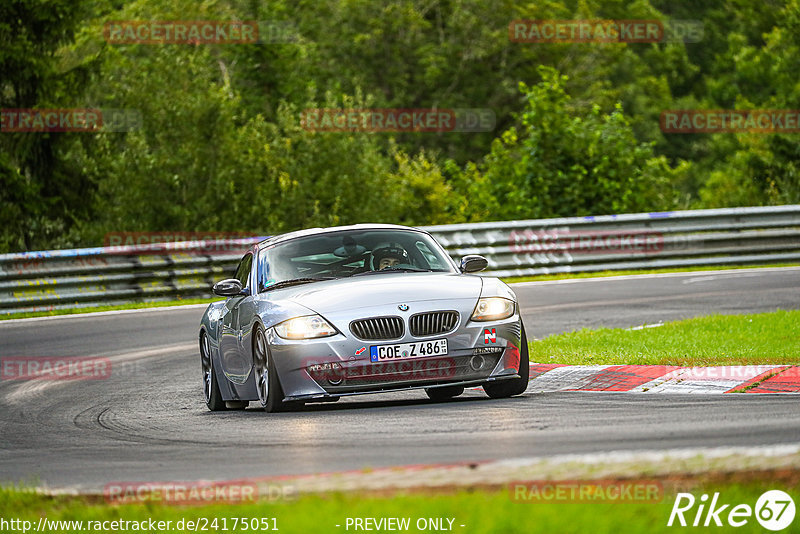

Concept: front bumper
[[284, 373, 521, 402], [267, 305, 523, 401]]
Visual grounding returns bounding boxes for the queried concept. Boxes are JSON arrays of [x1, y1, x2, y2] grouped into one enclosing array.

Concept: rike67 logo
[[668, 490, 795, 531]]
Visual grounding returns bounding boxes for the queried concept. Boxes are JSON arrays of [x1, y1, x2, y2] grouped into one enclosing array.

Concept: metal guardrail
[[1, 205, 799, 314], [422, 205, 800, 278]]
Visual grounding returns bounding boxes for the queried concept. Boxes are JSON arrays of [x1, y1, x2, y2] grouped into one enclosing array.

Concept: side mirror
[[460, 255, 488, 273], [212, 278, 244, 297]]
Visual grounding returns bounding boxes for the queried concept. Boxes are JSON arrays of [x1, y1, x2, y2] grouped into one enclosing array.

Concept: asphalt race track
[[1, 267, 799, 491]]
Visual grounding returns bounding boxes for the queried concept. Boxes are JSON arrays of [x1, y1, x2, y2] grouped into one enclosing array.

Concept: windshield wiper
[[263, 277, 334, 291], [350, 267, 430, 277]]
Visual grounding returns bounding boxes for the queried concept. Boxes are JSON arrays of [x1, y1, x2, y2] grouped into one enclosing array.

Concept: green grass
[[529, 310, 800, 366], [0, 297, 218, 321], [502, 263, 800, 284], [1, 480, 796, 534]]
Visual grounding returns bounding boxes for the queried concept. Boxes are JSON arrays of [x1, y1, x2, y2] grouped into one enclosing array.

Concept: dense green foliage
[[2, 0, 799, 251]]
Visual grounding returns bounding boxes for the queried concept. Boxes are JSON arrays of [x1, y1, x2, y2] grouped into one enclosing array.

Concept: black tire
[[484, 323, 530, 399], [200, 331, 226, 411], [253, 324, 291, 413], [425, 385, 465, 401]]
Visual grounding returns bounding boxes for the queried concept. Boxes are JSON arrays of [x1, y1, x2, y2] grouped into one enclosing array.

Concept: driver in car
[[371, 243, 410, 270]]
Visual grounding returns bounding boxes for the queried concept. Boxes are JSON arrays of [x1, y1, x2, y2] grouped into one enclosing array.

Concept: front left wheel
[[253, 324, 291, 413], [200, 331, 226, 411]]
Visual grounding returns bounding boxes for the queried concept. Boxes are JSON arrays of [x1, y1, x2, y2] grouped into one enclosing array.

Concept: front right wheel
[[253, 324, 290, 413]]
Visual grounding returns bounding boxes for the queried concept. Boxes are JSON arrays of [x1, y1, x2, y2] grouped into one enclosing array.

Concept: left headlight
[[274, 315, 338, 340], [470, 297, 515, 321]]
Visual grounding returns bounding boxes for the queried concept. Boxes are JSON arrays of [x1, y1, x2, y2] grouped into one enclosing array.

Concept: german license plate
[[370, 339, 448, 362]]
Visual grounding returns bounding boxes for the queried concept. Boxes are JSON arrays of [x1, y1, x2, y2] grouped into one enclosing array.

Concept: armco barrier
[[1, 205, 799, 314], [421, 205, 800, 278]]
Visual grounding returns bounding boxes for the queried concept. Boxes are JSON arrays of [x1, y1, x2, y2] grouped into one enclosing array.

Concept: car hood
[[257, 272, 483, 315]]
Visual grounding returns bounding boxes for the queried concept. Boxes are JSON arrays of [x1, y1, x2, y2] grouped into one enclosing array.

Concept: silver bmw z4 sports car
[[199, 224, 529, 412]]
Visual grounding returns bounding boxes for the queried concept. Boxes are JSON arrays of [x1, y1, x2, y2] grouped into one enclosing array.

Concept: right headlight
[[470, 297, 515, 321], [274, 315, 337, 340]]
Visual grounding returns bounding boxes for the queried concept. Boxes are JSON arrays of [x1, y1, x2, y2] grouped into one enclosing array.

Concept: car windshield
[[256, 229, 456, 292]]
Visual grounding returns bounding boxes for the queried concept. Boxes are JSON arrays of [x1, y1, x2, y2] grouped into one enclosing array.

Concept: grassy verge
[[0, 297, 218, 321], [1, 478, 796, 534], [529, 310, 800, 366], [502, 263, 800, 284]]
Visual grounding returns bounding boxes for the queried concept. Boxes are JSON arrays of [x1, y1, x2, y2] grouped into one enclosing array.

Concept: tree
[[0, 0, 98, 251], [457, 67, 685, 221], [695, 0, 800, 206]]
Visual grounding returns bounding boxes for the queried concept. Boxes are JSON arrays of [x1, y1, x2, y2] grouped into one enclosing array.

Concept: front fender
[[479, 277, 517, 301]]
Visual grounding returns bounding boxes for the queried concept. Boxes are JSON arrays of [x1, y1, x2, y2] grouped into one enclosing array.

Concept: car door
[[219, 252, 254, 384]]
